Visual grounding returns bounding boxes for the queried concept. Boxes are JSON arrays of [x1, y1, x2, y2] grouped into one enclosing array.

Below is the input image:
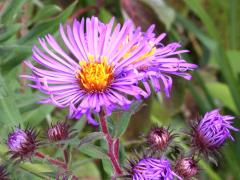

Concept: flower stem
[[35, 151, 67, 169], [99, 111, 122, 177], [35, 152, 78, 179]]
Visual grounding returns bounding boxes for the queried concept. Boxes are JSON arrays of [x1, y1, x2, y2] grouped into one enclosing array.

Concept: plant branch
[[99, 111, 122, 178], [35, 151, 78, 179]]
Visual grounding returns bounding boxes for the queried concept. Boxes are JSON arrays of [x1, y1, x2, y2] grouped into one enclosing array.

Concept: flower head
[[22, 17, 154, 125], [146, 127, 172, 151], [7, 127, 39, 161], [128, 157, 179, 180], [175, 157, 198, 179], [47, 122, 70, 142], [138, 26, 198, 97], [0, 165, 9, 180], [191, 109, 238, 154]]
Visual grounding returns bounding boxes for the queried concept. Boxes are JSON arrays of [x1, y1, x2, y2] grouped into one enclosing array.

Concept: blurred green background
[[0, 0, 240, 179]]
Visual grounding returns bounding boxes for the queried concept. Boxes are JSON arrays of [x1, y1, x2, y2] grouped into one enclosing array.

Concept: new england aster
[[135, 25, 198, 97], [129, 157, 180, 180], [23, 17, 196, 125], [191, 109, 238, 155]]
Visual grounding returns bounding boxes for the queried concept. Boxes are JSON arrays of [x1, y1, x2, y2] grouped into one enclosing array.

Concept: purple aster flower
[[191, 109, 238, 154], [175, 157, 198, 179], [138, 25, 198, 97], [131, 157, 180, 180], [7, 127, 39, 161], [47, 122, 70, 142], [22, 17, 155, 125]]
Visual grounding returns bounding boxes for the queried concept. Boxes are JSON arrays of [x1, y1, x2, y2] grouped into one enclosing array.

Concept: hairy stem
[[35, 151, 78, 179], [35, 151, 67, 169], [99, 111, 122, 177]]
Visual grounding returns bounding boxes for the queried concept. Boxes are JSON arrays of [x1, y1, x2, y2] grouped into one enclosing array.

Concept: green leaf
[[23, 104, 55, 126], [206, 82, 238, 114], [114, 101, 142, 137], [177, 13, 240, 113], [29, 5, 62, 24], [79, 144, 108, 159], [213, 46, 240, 113], [226, 50, 240, 77], [0, 74, 23, 127], [140, 0, 175, 30], [18, 1, 77, 44], [98, 8, 113, 23], [0, 0, 26, 24], [78, 132, 105, 147], [101, 159, 112, 175], [176, 14, 217, 51], [199, 160, 222, 180], [184, 0, 219, 40], [0, 44, 31, 73], [0, 24, 21, 42], [228, 0, 238, 49], [20, 162, 53, 179]]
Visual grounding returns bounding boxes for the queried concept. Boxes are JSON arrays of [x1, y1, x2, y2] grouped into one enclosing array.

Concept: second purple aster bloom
[[139, 25, 198, 97], [191, 109, 238, 154]]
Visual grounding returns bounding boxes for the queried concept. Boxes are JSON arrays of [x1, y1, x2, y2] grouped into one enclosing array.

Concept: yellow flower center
[[76, 55, 114, 92]]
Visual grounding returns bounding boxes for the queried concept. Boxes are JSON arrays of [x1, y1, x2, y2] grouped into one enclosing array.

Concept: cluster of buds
[[6, 122, 70, 163], [127, 109, 238, 179], [4, 108, 238, 180]]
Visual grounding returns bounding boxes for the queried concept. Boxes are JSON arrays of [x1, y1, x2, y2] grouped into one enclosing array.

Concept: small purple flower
[[191, 109, 238, 154], [22, 17, 154, 125], [175, 157, 198, 179], [139, 26, 198, 97], [7, 127, 39, 161], [47, 122, 70, 142], [0, 165, 9, 180], [131, 157, 178, 180]]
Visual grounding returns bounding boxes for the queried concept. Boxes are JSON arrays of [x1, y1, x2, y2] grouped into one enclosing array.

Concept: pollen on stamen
[[76, 55, 114, 92]]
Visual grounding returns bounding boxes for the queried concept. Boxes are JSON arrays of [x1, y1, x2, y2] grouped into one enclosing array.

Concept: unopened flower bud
[[7, 127, 38, 160], [147, 127, 171, 150], [175, 157, 198, 179], [47, 122, 69, 142]]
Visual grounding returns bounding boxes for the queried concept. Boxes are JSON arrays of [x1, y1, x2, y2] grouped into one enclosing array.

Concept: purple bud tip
[[47, 122, 69, 142], [175, 157, 198, 179], [132, 157, 175, 180], [192, 109, 238, 154], [7, 128, 28, 152], [7, 127, 38, 160], [147, 127, 171, 150]]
